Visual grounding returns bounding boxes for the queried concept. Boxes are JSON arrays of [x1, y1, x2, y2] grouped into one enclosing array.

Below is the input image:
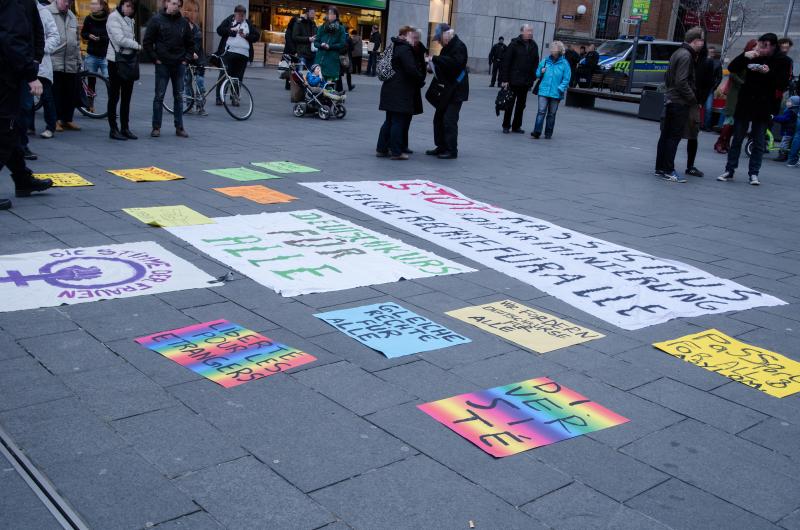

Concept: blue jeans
[[534, 96, 560, 137], [788, 114, 800, 164], [376, 111, 410, 156], [366, 52, 377, 76], [152, 63, 185, 129], [185, 69, 204, 102], [29, 78, 57, 133], [703, 92, 714, 130], [726, 117, 767, 176], [84, 55, 108, 78], [17, 82, 33, 146]]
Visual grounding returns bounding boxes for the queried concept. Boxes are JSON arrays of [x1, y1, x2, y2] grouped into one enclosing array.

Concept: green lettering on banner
[[272, 264, 342, 280]]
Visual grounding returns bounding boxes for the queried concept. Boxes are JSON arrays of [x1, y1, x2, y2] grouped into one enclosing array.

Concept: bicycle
[[745, 128, 777, 157], [33, 68, 110, 119], [163, 54, 254, 121]]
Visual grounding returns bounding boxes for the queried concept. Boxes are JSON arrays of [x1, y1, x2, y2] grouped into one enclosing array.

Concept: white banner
[[167, 210, 474, 297], [0, 242, 215, 312], [301, 180, 786, 330]]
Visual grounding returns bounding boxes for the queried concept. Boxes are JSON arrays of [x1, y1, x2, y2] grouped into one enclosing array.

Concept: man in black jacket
[[718, 32, 791, 185], [488, 36, 505, 87], [426, 24, 468, 159], [214, 5, 259, 105], [499, 25, 538, 134], [0, 0, 51, 210], [291, 8, 317, 68], [366, 25, 381, 76], [144, 0, 193, 138], [701, 45, 722, 130]]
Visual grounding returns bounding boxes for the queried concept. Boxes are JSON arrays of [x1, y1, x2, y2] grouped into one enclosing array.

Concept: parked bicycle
[[33, 67, 110, 119], [163, 54, 254, 121]]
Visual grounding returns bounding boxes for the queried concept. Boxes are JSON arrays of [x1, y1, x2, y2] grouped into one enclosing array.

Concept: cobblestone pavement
[[1, 66, 799, 530]]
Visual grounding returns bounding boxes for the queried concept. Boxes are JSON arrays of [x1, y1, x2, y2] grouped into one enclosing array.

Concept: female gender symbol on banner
[[0, 256, 148, 290]]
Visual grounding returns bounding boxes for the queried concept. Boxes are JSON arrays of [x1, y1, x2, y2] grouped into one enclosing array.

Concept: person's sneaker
[[787, 160, 800, 167], [749, 174, 761, 186], [512, 129, 524, 134], [22, 147, 37, 161], [215, 99, 223, 106], [39, 129, 54, 139], [685, 166, 704, 177], [0, 198, 10, 210], [425, 148, 441, 156], [151, 128, 160, 137], [661, 171, 687, 183], [175, 128, 189, 138], [121, 129, 138, 140], [402, 148, 414, 154], [437, 151, 458, 159], [375, 150, 388, 158], [502, 128, 510, 134], [15, 177, 53, 197], [654, 169, 666, 178], [198, 107, 208, 117], [530, 132, 540, 139], [716, 170, 734, 181], [390, 153, 409, 160]]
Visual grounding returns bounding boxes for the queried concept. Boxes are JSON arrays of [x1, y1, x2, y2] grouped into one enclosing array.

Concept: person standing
[[488, 36, 505, 87], [214, 5, 259, 106], [314, 7, 346, 84], [714, 39, 757, 154], [576, 43, 599, 87], [531, 41, 571, 140], [499, 25, 538, 134], [564, 44, 580, 87], [425, 24, 468, 159], [366, 24, 381, 76], [143, 0, 193, 138], [33, 0, 60, 139], [718, 33, 791, 185], [106, 0, 140, 140], [350, 29, 363, 74], [291, 8, 316, 68], [0, 0, 52, 210], [700, 45, 722, 130], [376, 26, 425, 160], [337, 28, 354, 92], [683, 45, 710, 178], [654, 27, 704, 183], [49, 0, 81, 132], [403, 27, 426, 154], [81, 0, 110, 80], [183, 0, 205, 115], [17, 0, 44, 160]]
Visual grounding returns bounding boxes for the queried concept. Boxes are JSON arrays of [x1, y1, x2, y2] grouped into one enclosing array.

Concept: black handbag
[[425, 79, 447, 107], [532, 77, 542, 96], [116, 51, 140, 81]]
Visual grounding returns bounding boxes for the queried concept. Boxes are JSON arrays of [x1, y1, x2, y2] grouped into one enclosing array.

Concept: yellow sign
[[446, 299, 604, 353], [122, 206, 214, 227], [213, 185, 297, 204], [108, 167, 185, 182], [653, 329, 800, 398], [35, 173, 93, 187]]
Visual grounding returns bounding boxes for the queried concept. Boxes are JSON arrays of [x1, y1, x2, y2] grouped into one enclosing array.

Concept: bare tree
[[670, 0, 755, 60]]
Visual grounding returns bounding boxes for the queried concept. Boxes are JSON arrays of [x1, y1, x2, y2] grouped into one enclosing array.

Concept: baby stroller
[[279, 55, 346, 120]]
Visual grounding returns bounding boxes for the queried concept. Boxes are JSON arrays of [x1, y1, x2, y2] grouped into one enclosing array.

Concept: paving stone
[[449, 349, 567, 388], [374, 360, 480, 401], [0, 397, 126, 470], [457, 269, 548, 301], [0, 453, 62, 530], [545, 345, 660, 391], [416, 324, 521, 371], [521, 482, 669, 530], [156, 288, 227, 310], [0, 308, 78, 339], [210, 278, 291, 310], [312, 455, 543, 528], [621, 419, 800, 521], [113, 405, 248, 478], [372, 279, 432, 298], [368, 402, 573, 507], [738, 418, 800, 462], [174, 457, 334, 529], [627, 478, 780, 530], [413, 274, 497, 300], [632, 377, 766, 434], [712, 382, 800, 424], [18, 329, 120, 375], [146, 511, 224, 530], [105, 338, 203, 387], [307, 330, 417, 373], [402, 291, 471, 313], [182, 301, 281, 333], [44, 449, 197, 530], [253, 301, 334, 338], [582, 330, 646, 356], [0, 356, 73, 412], [0, 331, 26, 361], [617, 344, 728, 391], [293, 286, 384, 309], [293, 361, 413, 416]]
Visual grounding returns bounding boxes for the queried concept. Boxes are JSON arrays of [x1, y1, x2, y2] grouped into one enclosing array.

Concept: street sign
[[631, 0, 651, 21], [562, 14, 575, 19]]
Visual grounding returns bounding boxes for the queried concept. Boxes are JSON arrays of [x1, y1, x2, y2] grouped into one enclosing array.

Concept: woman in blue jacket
[[532, 41, 571, 139]]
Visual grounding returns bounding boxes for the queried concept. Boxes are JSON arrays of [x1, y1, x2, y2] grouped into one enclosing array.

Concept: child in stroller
[[279, 56, 347, 120]]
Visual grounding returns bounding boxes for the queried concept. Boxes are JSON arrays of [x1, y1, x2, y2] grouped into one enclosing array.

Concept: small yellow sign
[[35, 173, 93, 187], [123, 206, 214, 227], [213, 185, 297, 204], [108, 167, 185, 182], [446, 299, 604, 353], [653, 329, 800, 398]]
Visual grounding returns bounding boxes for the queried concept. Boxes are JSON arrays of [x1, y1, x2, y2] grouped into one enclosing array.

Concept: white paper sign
[[0, 242, 215, 312], [301, 180, 786, 330], [167, 210, 474, 297]]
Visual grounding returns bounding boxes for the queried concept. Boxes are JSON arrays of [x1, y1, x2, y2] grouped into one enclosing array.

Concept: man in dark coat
[[426, 23, 468, 159], [718, 32, 792, 185], [0, 0, 51, 210], [564, 44, 580, 87], [366, 24, 381, 76], [488, 36, 505, 87], [291, 7, 316, 67], [376, 26, 425, 160], [499, 24, 538, 133]]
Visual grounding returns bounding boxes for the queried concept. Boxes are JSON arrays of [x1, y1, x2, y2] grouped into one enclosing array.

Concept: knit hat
[[433, 23, 451, 42], [684, 27, 704, 43]]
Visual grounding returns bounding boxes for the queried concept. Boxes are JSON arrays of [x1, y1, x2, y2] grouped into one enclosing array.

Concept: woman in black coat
[[402, 27, 427, 153], [376, 27, 425, 160]]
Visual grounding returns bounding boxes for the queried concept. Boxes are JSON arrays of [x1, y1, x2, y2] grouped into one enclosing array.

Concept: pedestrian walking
[[183, 0, 206, 115], [350, 30, 363, 74], [366, 25, 382, 76], [0, 0, 52, 210], [214, 5, 259, 106], [531, 41, 571, 140], [425, 24, 468, 159], [499, 25, 538, 134], [81, 0, 110, 80], [314, 7, 346, 84], [291, 8, 317, 68], [106, 0, 140, 140], [403, 27, 427, 154], [49, 0, 81, 132], [17, 0, 44, 160], [717, 32, 791, 186], [34, 1, 60, 140], [654, 27, 704, 183], [376, 26, 425, 160], [143, 0, 193, 138], [488, 36, 505, 87], [714, 39, 757, 154]]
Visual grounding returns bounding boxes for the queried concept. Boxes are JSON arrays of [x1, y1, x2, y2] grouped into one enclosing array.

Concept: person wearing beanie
[[718, 32, 792, 185], [772, 95, 799, 162], [654, 27, 705, 183]]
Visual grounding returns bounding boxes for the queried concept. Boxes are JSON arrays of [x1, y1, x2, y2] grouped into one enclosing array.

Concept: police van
[[591, 36, 682, 89]]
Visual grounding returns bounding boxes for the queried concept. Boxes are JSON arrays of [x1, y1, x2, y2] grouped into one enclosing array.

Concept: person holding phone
[[214, 5, 259, 105]]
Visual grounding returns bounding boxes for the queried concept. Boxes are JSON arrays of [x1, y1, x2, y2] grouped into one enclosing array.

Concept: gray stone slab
[[156, 288, 227, 310], [0, 453, 62, 530], [18, 329, 120, 375], [312, 455, 543, 528], [0, 356, 73, 412], [105, 338, 203, 387], [449, 349, 567, 388], [621, 419, 800, 521], [174, 457, 334, 529], [457, 269, 548, 301], [144, 511, 224, 530], [627, 478, 780, 530], [368, 402, 572, 507], [374, 360, 481, 401], [402, 291, 472, 313], [182, 301, 281, 333], [307, 330, 417, 372], [43, 449, 197, 530], [738, 418, 800, 462], [781, 510, 800, 530], [0, 308, 78, 339], [372, 279, 433, 298], [0, 331, 26, 361], [210, 278, 292, 310], [413, 274, 497, 300], [113, 405, 248, 478], [631, 377, 766, 434], [292, 361, 413, 416], [617, 344, 728, 391], [253, 301, 334, 338], [712, 382, 800, 424], [293, 286, 384, 309], [545, 345, 661, 391]]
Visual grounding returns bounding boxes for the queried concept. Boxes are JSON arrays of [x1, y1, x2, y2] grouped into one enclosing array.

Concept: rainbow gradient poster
[[135, 320, 316, 388], [417, 377, 629, 457]]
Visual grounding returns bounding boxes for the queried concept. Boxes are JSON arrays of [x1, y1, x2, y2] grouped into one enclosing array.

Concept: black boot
[[14, 171, 53, 197], [121, 126, 138, 140], [109, 124, 127, 141]]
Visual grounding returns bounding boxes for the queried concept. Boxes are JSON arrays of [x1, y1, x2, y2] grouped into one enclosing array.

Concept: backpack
[[284, 16, 297, 55], [376, 41, 395, 81]]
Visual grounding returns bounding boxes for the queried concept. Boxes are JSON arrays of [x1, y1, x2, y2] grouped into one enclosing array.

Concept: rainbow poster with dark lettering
[[417, 377, 629, 457], [135, 320, 316, 388]]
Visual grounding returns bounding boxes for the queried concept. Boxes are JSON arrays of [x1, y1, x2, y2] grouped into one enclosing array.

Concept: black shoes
[[512, 129, 524, 134], [530, 132, 541, 139], [425, 148, 441, 156], [437, 151, 457, 159], [15, 176, 53, 197], [110, 128, 127, 141], [176, 128, 189, 138], [502, 128, 509, 134], [23, 147, 37, 160], [0, 198, 11, 210], [121, 129, 138, 140]]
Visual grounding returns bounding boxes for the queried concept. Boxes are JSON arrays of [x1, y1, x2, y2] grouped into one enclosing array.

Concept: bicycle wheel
[[221, 78, 253, 120], [163, 87, 195, 115], [745, 139, 753, 158], [77, 71, 109, 119]]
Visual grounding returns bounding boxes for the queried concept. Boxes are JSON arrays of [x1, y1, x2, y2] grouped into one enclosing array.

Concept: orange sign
[[213, 185, 297, 204]]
